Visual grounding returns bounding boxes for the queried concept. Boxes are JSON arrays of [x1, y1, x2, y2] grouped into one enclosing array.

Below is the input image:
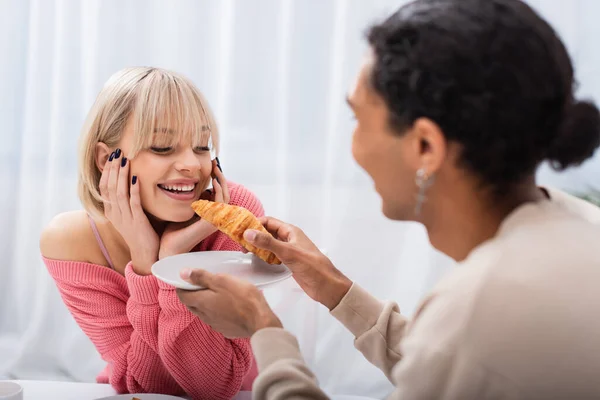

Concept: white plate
[[95, 395, 186, 400], [152, 251, 292, 290]]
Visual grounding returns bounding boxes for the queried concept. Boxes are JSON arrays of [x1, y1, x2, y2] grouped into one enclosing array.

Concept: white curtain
[[0, 0, 598, 397]]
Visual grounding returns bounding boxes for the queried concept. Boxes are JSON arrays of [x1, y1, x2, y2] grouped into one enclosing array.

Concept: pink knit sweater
[[43, 183, 262, 399]]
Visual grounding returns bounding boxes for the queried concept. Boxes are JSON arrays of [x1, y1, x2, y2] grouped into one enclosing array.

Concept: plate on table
[[151, 251, 292, 291]]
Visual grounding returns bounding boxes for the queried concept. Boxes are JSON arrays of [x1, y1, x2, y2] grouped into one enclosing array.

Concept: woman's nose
[[175, 149, 202, 172]]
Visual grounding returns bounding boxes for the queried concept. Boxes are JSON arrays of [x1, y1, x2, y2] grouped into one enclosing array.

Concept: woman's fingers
[[130, 174, 145, 220], [107, 150, 121, 215], [212, 158, 229, 203], [99, 152, 113, 215], [213, 178, 224, 203], [116, 156, 132, 219]]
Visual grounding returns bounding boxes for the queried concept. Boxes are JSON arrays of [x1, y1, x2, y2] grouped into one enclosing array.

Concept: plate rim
[[151, 251, 291, 290]]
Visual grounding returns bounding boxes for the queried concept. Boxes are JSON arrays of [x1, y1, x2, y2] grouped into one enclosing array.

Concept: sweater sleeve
[[251, 328, 330, 400], [44, 258, 183, 395], [330, 283, 409, 379], [250, 284, 410, 399], [250, 272, 520, 400], [155, 183, 264, 399]]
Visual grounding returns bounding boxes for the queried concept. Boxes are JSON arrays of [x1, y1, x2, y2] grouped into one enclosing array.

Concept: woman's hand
[[244, 218, 353, 310], [158, 160, 230, 259], [176, 269, 282, 338], [99, 149, 159, 275]]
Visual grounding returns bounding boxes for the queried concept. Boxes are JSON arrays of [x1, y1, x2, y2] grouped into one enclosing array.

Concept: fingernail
[[109, 152, 115, 162], [180, 268, 192, 279], [216, 157, 223, 172], [121, 157, 127, 167], [244, 230, 257, 242], [132, 175, 137, 185], [115, 148, 121, 158]]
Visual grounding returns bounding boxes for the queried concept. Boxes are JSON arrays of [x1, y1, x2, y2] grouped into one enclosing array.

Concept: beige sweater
[[250, 189, 600, 399]]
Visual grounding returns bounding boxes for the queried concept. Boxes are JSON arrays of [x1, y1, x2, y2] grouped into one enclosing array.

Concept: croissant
[[191, 200, 281, 265]]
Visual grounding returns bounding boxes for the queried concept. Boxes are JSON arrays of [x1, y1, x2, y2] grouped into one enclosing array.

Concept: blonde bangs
[[129, 70, 218, 157]]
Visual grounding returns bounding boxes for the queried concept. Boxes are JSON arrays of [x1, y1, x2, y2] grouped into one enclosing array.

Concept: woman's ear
[[95, 142, 112, 172]]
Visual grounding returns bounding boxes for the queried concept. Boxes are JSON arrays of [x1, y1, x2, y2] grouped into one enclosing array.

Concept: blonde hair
[[78, 67, 219, 217]]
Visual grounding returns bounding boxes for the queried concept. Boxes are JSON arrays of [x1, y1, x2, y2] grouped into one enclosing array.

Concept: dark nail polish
[[121, 157, 127, 167], [108, 152, 115, 162], [132, 175, 137, 185], [115, 148, 121, 158], [215, 157, 223, 172]]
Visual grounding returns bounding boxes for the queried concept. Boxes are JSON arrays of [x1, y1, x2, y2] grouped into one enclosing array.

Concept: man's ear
[[412, 117, 447, 175], [95, 142, 112, 172]]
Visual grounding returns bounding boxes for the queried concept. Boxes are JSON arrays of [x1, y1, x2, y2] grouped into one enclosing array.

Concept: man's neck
[[425, 181, 546, 262]]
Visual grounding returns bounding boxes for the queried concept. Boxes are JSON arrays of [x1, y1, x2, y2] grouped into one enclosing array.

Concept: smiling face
[[117, 118, 213, 223], [347, 59, 419, 220], [80, 67, 220, 222], [347, 55, 449, 221]]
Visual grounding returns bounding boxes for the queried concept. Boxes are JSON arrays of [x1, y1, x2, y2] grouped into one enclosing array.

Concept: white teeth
[[160, 184, 195, 192]]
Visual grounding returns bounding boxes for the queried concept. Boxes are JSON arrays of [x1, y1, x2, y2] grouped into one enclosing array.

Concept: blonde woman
[[40, 67, 259, 399]]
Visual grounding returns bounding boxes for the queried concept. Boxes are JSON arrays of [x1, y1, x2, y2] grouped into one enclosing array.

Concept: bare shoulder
[[40, 210, 99, 263]]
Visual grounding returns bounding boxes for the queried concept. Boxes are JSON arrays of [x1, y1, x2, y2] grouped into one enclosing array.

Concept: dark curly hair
[[367, 0, 600, 189]]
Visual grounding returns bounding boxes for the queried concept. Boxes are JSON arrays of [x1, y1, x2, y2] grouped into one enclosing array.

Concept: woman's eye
[[150, 147, 172, 153], [194, 146, 210, 153]]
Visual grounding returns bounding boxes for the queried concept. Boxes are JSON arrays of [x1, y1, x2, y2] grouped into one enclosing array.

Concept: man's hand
[[177, 269, 282, 338]]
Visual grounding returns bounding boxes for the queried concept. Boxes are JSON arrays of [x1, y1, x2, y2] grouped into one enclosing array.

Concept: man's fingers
[[244, 229, 289, 259], [180, 268, 215, 289], [258, 216, 295, 242]]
